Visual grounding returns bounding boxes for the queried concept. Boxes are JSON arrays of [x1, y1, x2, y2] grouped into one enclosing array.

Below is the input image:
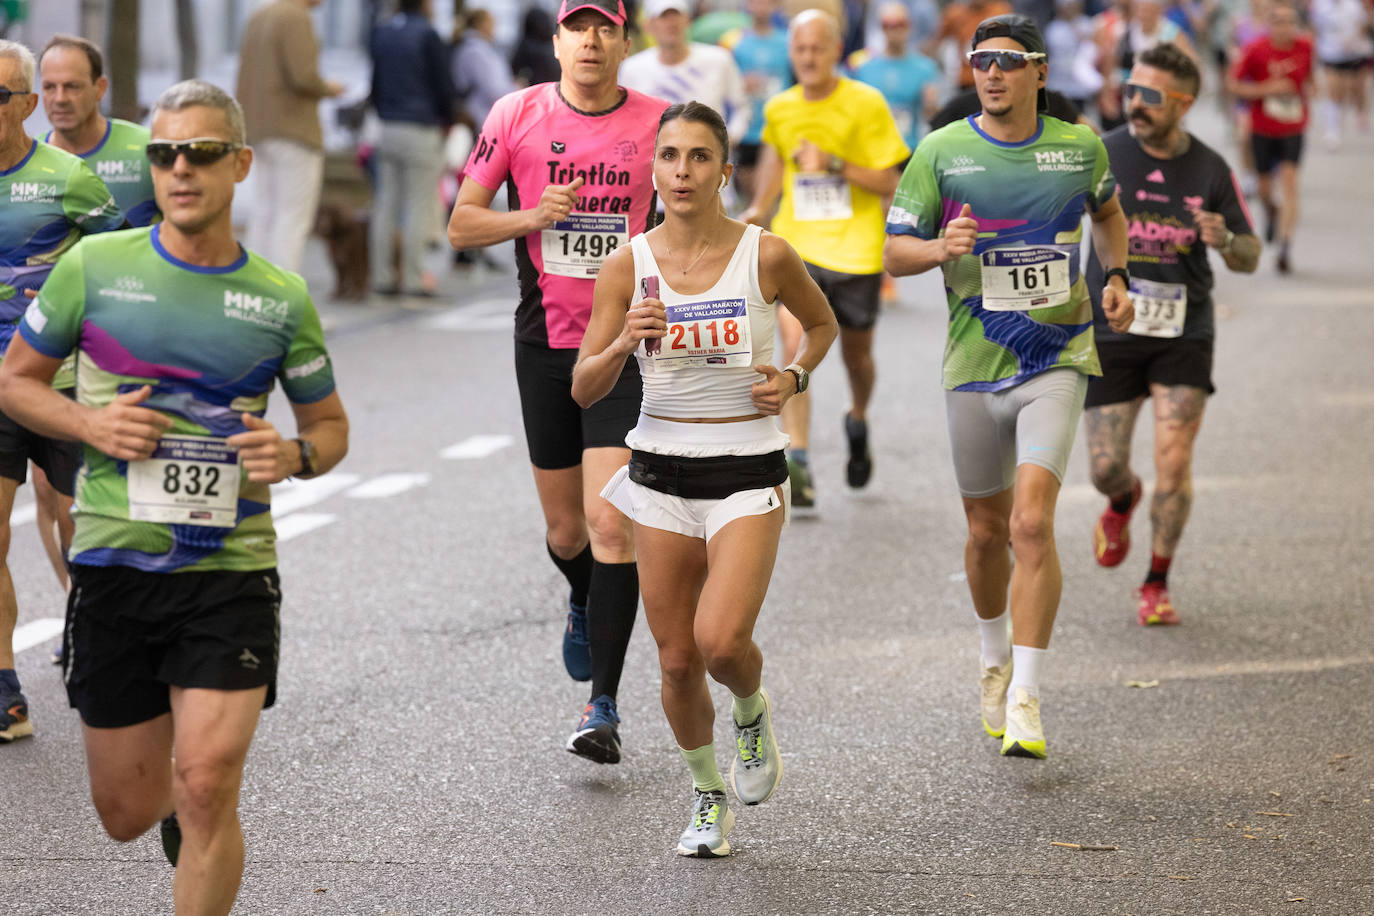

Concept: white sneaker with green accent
[[980, 660, 1013, 738], [1001, 687, 1047, 759], [676, 789, 735, 858], [730, 688, 782, 805]]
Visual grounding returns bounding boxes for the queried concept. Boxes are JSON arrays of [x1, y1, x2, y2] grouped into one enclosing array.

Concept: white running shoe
[[676, 789, 734, 858], [730, 688, 782, 805], [1000, 687, 1047, 759], [979, 660, 1013, 738]]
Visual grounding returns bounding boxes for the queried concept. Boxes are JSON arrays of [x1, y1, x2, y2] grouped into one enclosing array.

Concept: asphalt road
[[4, 102, 1372, 916]]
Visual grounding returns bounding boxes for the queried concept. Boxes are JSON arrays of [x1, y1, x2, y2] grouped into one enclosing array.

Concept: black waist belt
[[628, 449, 787, 499]]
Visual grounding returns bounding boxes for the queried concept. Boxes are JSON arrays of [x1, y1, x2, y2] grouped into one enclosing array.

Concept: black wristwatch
[[784, 363, 810, 393], [293, 437, 318, 477], [1104, 267, 1130, 287]]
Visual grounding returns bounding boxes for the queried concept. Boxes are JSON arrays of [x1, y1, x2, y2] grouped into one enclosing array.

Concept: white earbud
[[718, 175, 727, 193], [652, 174, 660, 193]]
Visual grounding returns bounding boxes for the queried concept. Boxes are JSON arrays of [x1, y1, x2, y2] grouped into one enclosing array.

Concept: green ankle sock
[[679, 743, 726, 793], [731, 687, 765, 726]]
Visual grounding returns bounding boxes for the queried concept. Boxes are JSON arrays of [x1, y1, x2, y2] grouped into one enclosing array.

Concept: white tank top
[[630, 224, 777, 419]]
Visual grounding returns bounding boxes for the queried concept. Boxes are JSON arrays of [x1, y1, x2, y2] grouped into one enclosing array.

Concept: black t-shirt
[[1089, 126, 1254, 343]]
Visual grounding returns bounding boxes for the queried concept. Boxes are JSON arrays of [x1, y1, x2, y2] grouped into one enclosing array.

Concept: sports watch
[[783, 363, 809, 394], [1104, 267, 1130, 287], [294, 437, 318, 477]]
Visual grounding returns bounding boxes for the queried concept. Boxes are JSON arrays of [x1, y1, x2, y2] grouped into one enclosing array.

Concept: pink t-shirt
[[464, 82, 669, 350]]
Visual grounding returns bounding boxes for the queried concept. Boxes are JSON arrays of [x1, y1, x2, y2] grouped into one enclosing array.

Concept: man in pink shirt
[[448, 0, 668, 766]]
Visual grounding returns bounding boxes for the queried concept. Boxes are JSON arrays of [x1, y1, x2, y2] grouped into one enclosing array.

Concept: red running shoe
[[1137, 583, 1181, 626], [1094, 477, 1142, 567]]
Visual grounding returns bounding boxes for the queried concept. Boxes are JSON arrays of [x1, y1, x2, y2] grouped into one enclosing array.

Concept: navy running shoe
[[566, 694, 621, 764], [562, 593, 591, 682], [160, 813, 181, 866], [0, 689, 34, 743], [844, 413, 872, 489]]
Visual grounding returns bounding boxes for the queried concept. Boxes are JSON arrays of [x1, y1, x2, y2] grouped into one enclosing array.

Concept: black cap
[[971, 14, 1049, 112], [971, 14, 1048, 56]]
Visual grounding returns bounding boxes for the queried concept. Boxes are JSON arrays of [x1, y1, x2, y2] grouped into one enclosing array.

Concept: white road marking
[[270, 473, 363, 516], [9, 503, 36, 527], [1319, 391, 1374, 408], [14, 617, 64, 653], [425, 298, 513, 331], [345, 472, 431, 499], [441, 434, 514, 460], [275, 512, 337, 542]]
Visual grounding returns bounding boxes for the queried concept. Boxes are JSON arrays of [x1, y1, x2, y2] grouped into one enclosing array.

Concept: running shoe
[[51, 643, 63, 665], [1093, 477, 1141, 568], [0, 689, 34, 743], [160, 813, 181, 867], [979, 660, 1014, 738], [844, 413, 872, 489], [676, 789, 735, 858], [562, 592, 591, 682], [730, 689, 782, 805], [1137, 583, 1181, 626], [1001, 688, 1046, 759], [1263, 202, 1276, 242], [566, 694, 621, 764], [1276, 245, 1291, 275], [787, 457, 815, 509]]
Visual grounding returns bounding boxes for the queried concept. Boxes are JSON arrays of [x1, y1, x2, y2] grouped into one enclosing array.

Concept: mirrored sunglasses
[[0, 88, 33, 105], [145, 138, 241, 169], [966, 49, 1046, 71], [1122, 82, 1193, 108]]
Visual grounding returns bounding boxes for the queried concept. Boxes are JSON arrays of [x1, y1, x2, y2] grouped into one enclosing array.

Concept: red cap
[[557, 0, 627, 26]]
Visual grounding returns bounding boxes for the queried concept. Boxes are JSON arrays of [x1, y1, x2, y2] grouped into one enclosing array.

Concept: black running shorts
[[1085, 335, 1215, 409], [804, 262, 883, 331], [63, 565, 282, 728], [0, 392, 80, 497], [514, 339, 641, 470], [1250, 133, 1303, 174]]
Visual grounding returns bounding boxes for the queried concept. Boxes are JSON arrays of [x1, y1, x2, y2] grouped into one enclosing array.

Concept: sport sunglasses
[[145, 137, 241, 168], [0, 88, 33, 105], [966, 49, 1046, 71], [1122, 82, 1194, 107]]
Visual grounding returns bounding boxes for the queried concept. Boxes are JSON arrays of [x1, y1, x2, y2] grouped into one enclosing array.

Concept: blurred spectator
[[1099, 0, 1197, 129], [511, 7, 560, 87], [1044, 0, 1103, 113], [852, 2, 941, 149], [237, 0, 345, 273], [451, 8, 515, 128], [690, 0, 752, 43], [369, 0, 456, 296], [732, 0, 793, 203], [620, 0, 750, 143], [1310, 0, 1372, 147], [932, 0, 1015, 89]]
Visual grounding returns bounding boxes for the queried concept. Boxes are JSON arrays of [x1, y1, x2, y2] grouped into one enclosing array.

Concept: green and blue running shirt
[[887, 115, 1117, 392], [47, 119, 159, 227], [1, 139, 123, 360], [19, 225, 335, 574]]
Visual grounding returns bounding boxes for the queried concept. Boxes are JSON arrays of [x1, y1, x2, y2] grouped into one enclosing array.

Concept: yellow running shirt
[[761, 77, 909, 275]]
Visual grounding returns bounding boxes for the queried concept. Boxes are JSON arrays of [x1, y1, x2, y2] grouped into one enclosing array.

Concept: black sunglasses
[[1122, 82, 1193, 108], [145, 137, 241, 169], [0, 88, 33, 105], [966, 49, 1046, 72]]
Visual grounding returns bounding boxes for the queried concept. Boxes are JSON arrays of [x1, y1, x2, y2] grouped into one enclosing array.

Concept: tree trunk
[[107, 0, 141, 122], [174, 0, 198, 81]]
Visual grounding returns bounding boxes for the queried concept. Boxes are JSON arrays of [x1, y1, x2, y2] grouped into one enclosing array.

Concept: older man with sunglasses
[[0, 79, 348, 915], [885, 15, 1133, 760], [1084, 42, 1259, 628], [0, 39, 123, 746]]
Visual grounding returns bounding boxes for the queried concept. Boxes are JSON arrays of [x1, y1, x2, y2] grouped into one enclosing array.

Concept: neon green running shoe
[[980, 661, 1013, 738], [676, 789, 735, 858], [730, 688, 782, 805], [1000, 688, 1047, 759]]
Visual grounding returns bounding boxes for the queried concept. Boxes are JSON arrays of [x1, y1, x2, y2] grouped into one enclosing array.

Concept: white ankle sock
[[1010, 645, 1046, 698], [976, 612, 1011, 668]]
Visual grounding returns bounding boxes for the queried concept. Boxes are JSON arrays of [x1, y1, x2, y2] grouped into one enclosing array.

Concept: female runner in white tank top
[[573, 102, 837, 859]]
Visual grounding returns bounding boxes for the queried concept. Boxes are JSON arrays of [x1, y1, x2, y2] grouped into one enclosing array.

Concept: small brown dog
[[314, 202, 371, 301]]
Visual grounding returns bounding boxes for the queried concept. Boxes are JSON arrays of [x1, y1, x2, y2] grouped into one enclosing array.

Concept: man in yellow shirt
[[742, 9, 908, 507]]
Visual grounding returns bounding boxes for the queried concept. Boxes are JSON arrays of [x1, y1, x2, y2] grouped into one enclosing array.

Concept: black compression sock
[[1110, 490, 1136, 514], [546, 542, 593, 608], [588, 561, 639, 701]]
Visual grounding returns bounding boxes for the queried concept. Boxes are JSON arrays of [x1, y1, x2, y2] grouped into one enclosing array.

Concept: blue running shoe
[[0, 689, 34, 743], [566, 694, 621, 764], [562, 593, 591, 682]]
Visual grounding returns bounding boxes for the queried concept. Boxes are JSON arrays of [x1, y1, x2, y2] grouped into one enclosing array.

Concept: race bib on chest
[[979, 248, 1072, 311], [1262, 94, 1304, 124], [541, 213, 628, 278], [127, 435, 241, 527], [652, 298, 752, 371], [792, 172, 852, 221], [1127, 277, 1187, 338]]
